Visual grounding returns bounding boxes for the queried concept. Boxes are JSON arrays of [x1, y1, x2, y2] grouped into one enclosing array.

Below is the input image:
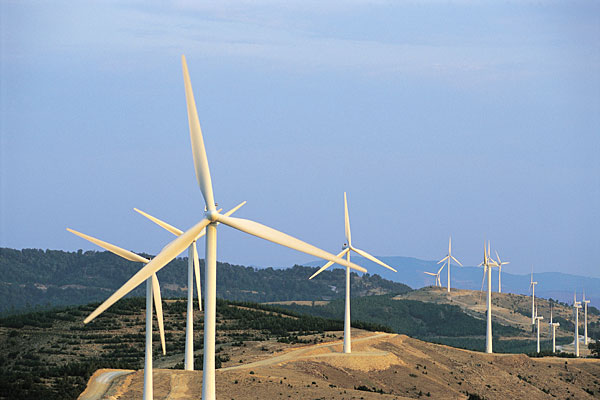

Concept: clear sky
[[1, 1, 599, 277]]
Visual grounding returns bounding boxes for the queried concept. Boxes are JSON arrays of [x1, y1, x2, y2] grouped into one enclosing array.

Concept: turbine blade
[[67, 228, 149, 264], [437, 263, 446, 274], [424, 272, 437, 276], [438, 255, 449, 264], [309, 248, 349, 279], [344, 192, 352, 246], [84, 218, 211, 324], [182, 55, 216, 211], [134, 208, 184, 236], [448, 236, 452, 254], [495, 251, 501, 265], [215, 214, 367, 273], [350, 246, 397, 272], [151, 274, 166, 355], [451, 255, 462, 266], [192, 241, 202, 311], [223, 201, 247, 217]]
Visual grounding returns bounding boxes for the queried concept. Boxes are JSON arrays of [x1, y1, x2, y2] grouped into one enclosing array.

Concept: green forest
[[0, 248, 411, 315]]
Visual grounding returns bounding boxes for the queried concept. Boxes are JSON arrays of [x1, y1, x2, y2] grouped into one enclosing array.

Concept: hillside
[[305, 255, 600, 306], [0, 297, 390, 400], [0, 248, 410, 314], [269, 287, 600, 354], [83, 333, 600, 399]]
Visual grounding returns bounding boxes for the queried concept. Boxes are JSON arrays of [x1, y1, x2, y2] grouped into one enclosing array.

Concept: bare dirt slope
[[81, 330, 600, 400]]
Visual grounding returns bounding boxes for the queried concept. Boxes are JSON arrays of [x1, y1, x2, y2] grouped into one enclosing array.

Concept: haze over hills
[[305, 255, 600, 306]]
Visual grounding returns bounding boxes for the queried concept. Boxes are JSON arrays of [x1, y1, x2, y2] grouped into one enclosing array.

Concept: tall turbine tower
[[549, 305, 560, 353], [309, 192, 396, 354], [494, 251, 509, 293], [76, 56, 367, 400], [437, 237, 462, 293], [479, 241, 499, 353], [66, 229, 166, 400], [134, 201, 246, 370], [535, 307, 544, 354], [583, 291, 590, 345], [530, 268, 538, 325], [573, 293, 582, 357]]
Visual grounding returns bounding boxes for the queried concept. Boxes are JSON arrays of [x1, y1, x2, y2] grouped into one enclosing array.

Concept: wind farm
[[2, 1, 599, 399]]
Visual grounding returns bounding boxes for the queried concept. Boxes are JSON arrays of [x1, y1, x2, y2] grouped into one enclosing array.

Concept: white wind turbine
[[437, 237, 462, 293], [530, 268, 538, 325], [134, 201, 246, 371], [573, 292, 582, 357], [66, 229, 166, 400], [479, 241, 499, 353], [309, 192, 395, 354], [424, 263, 445, 287], [548, 305, 560, 353], [534, 306, 544, 354], [494, 251, 509, 293], [78, 55, 367, 400], [582, 290, 590, 345]]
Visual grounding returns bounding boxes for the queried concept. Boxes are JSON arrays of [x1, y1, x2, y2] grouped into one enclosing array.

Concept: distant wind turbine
[[534, 307, 544, 354], [530, 268, 538, 325], [424, 263, 445, 287], [133, 201, 246, 370], [573, 293, 582, 357], [582, 290, 590, 345], [66, 229, 166, 400], [548, 305, 560, 353], [494, 251, 509, 293], [309, 192, 394, 354], [76, 55, 366, 400], [437, 237, 462, 293], [479, 241, 499, 353]]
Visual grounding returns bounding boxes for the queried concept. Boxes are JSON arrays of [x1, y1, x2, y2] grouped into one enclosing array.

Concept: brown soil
[[82, 331, 600, 399]]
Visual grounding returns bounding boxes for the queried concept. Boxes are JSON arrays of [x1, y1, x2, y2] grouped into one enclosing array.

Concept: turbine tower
[[573, 293, 582, 357], [66, 229, 166, 400], [437, 237, 462, 293], [530, 268, 538, 325], [309, 192, 395, 354], [134, 201, 246, 370], [534, 307, 544, 354], [494, 251, 509, 293], [479, 241, 499, 353], [424, 263, 445, 287], [548, 305, 560, 353], [77, 55, 367, 400], [583, 290, 590, 345]]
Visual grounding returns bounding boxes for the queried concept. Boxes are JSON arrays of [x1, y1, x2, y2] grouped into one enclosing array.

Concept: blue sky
[[1, 0, 599, 277]]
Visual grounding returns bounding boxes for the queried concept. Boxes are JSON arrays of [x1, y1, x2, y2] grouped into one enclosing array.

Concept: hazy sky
[[1, 1, 599, 277]]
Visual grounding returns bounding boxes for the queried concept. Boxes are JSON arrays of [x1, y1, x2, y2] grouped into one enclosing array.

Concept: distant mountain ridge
[[305, 255, 600, 307], [0, 248, 410, 314]]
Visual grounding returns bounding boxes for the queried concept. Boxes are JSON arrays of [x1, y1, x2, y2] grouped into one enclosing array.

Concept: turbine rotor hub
[[206, 209, 219, 222]]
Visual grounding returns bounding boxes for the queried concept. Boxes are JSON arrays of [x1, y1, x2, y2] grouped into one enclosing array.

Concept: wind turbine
[[530, 268, 538, 325], [548, 305, 560, 353], [66, 229, 166, 400], [77, 55, 367, 400], [582, 290, 590, 345], [479, 241, 499, 353], [134, 201, 246, 371], [437, 237, 462, 293], [424, 263, 445, 287], [573, 292, 582, 357], [309, 192, 395, 354], [494, 251, 509, 293], [534, 307, 544, 354]]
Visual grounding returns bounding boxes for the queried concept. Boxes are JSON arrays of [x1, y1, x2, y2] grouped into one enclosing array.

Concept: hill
[[0, 248, 410, 314], [305, 255, 600, 306], [268, 287, 600, 354], [83, 333, 600, 399], [0, 297, 389, 400]]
